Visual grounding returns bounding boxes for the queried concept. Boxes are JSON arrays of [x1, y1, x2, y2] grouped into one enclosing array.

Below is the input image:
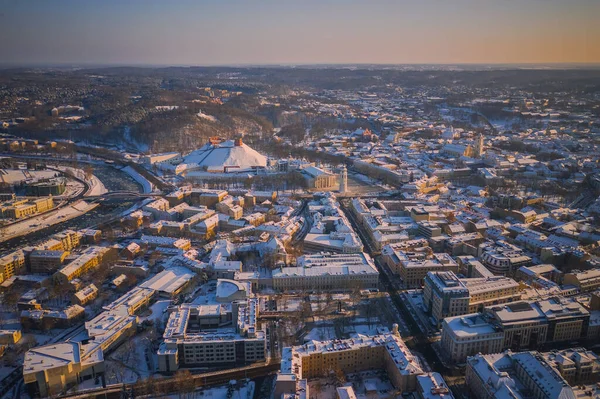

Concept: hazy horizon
[[1, 0, 599, 66]]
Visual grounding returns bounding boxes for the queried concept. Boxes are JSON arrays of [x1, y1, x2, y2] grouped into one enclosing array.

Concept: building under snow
[[175, 138, 267, 175]]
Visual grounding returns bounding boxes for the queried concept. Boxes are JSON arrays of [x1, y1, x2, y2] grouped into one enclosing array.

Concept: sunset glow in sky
[[1, 0, 598, 65]]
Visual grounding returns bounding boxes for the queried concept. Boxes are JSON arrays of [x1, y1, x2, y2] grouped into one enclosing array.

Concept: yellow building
[[0, 329, 22, 345], [53, 246, 114, 284], [0, 197, 54, 219], [0, 250, 26, 283]]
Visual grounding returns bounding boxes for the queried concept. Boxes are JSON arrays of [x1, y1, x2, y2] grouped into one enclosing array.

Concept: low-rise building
[[564, 269, 600, 292], [272, 252, 379, 292], [157, 298, 265, 372], [72, 283, 98, 306], [23, 342, 104, 398], [0, 329, 22, 345], [20, 305, 85, 331], [416, 373, 455, 399]]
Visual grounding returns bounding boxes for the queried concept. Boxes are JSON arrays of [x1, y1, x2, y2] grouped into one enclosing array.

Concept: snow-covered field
[[304, 326, 336, 341]]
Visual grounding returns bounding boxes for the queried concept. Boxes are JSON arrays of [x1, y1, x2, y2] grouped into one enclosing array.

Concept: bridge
[[86, 191, 159, 203]]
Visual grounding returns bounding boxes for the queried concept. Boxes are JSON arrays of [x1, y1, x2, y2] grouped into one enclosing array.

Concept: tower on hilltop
[[339, 165, 348, 193]]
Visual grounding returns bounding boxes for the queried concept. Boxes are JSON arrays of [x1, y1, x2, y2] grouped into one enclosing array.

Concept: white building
[[466, 351, 576, 399], [440, 313, 504, 364], [272, 252, 379, 292]]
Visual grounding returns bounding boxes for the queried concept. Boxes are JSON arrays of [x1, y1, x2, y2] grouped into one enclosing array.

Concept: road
[[290, 199, 311, 245], [338, 199, 467, 396]]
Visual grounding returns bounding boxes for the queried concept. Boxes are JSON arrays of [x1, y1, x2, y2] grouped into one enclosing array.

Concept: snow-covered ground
[[0, 200, 99, 242], [139, 299, 172, 324], [309, 372, 395, 399], [85, 174, 109, 196], [344, 324, 382, 337], [121, 166, 153, 193], [197, 111, 217, 122], [304, 326, 336, 342], [53, 165, 108, 196]]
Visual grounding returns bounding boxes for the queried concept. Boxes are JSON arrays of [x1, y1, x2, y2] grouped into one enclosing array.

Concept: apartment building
[[0, 249, 25, 283], [52, 230, 82, 251], [480, 248, 532, 276], [272, 252, 379, 292], [53, 246, 115, 284], [275, 328, 423, 397], [423, 272, 470, 327], [28, 250, 69, 274], [390, 249, 458, 288]]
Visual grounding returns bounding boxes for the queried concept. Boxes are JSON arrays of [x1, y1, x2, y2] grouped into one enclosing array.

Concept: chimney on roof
[[234, 137, 243, 146]]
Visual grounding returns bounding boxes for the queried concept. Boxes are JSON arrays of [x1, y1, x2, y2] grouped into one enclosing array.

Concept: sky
[[1, 0, 599, 66]]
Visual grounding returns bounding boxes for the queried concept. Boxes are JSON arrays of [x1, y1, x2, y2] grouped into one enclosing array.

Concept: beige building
[[423, 272, 470, 327], [564, 269, 600, 292], [542, 347, 600, 385], [424, 271, 522, 327], [388, 250, 458, 288], [301, 166, 338, 190], [463, 276, 521, 313], [23, 342, 104, 398], [466, 351, 576, 399], [275, 329, 423, 398], [441, 313, 504, 363]]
